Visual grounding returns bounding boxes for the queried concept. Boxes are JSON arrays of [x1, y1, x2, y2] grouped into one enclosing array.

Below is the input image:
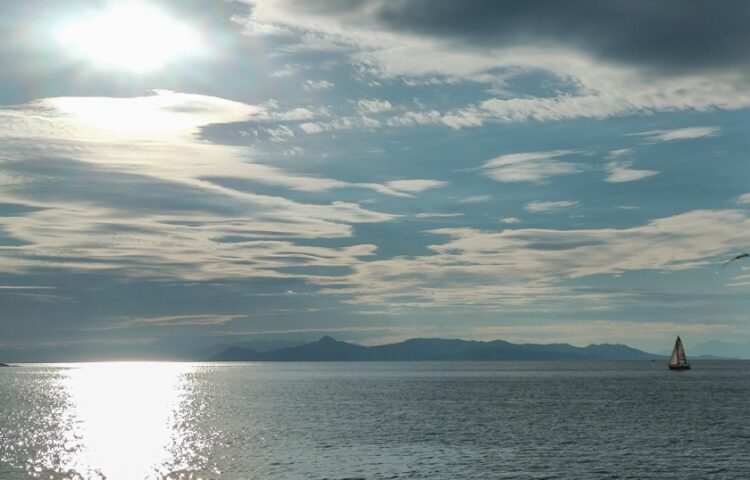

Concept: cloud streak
[[385, 179, 447, 193], [604, 161, 659, 183], [525, 200, 579, 212], [480, 150, 582, 183], [0, 91, 405, 283], [322, 209, 750, 311], [634, 126, 721, 143]]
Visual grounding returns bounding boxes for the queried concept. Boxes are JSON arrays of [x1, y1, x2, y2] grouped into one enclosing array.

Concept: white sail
[[669, 336, 689, 368], [669, 344, 679, 365]]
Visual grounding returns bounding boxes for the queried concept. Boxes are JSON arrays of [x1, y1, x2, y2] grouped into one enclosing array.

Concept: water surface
[[1, 361, 749, 479]]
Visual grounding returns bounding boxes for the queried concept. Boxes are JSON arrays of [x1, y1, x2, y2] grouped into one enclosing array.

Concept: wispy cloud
[[604, 161, 659, 183], [129, 314, 244, 326], [471, 320, 735, 347], [303, 79, 334, 91], [606, 148, 632, 159], [0, 91, 424, 200], [416, 212, 464, 219], [324, 209, 750, 311], [0, 91, 402, 282], [0, 337, 156, 350], [271, 64, 297, 77], [480, 150, 582, 183], [90, 314, 246, 330], [525, 200, 579, 212], [213, 325, 407, 337], [355, 98, 394, 114], [459, 195, 491, 204], [634, 126, 721, 143], [385, 179, 447, 193], [0, 285, 56, 290]]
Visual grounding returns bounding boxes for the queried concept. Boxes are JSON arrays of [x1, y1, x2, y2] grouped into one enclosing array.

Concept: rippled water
[[1, 361, 749, 479]]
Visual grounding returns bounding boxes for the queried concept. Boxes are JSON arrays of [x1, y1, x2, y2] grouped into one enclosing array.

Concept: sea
[[1, 361, 749, 479]]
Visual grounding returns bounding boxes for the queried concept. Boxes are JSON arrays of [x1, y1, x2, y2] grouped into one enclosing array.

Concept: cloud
[[303, 79, 335, 91], [471, 320, 735, 347], [0, 200, 384, 282], [429, 209, 750, 279], [0, 91, 431, 200], [480, 150, 581, 183], [356, 99, 394, 114], [0, 285, 56, 290], [459, 195, 491, 204], [2, 89, 262, 142], [243, 0, 750, 74], [128, 314, 244, 326], [239, 1, 750, 129], [501, 217, 521, 224], [265, 125, 295, 142], [271, 64, 297, 77], [386, 110, 442, 128], [0, 337, 155, 350], [385, 179, 447, 193], [270, 106, 319, 121], [440, 109, 483, 129], [634, 126, 721, 143], [213, 325, 405, 337], [416, 212, 464, 219], [736, 193, 750, 204], [604, 161, 659, 183], [298, 122, 326, 134], [296, 115, 382, 134], [606, 148, 632, 159], [0, 91, 404, 282], [472, 85, 746, 125], [525, 200, 579, 212], [324, 209, 750, 310]]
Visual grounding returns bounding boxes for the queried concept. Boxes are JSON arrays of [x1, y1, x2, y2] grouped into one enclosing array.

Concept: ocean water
[[1, 361, 749, 479]]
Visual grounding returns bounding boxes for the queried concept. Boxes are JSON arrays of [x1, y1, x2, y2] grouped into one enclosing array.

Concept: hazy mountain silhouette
[[367, 338, 488, 360], [210, 336, 662, 362], [689, 340, 749, 359], [181, 339, 306, 360]]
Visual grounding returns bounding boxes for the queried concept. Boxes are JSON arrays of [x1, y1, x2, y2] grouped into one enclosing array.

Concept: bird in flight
[[722, 253, 750, 267]]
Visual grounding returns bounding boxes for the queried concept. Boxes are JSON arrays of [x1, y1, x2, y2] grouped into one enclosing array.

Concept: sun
[[55, 2, 200, 73]]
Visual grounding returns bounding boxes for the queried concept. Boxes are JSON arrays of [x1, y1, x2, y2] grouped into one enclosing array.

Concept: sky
[[2, 0, 750, 360]]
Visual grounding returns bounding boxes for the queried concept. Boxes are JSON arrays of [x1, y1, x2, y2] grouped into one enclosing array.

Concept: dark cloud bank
[[284, 0, 750, 73]]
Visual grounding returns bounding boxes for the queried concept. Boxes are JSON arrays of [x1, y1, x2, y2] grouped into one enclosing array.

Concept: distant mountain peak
[[210, 336, 662, 362]]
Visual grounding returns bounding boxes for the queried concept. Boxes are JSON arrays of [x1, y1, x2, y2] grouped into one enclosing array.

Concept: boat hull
[[668, 364, 690, 370]]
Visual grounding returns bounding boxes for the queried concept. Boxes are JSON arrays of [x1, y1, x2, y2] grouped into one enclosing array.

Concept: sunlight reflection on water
[[61, 363, 194, 479], [8, 362, 201, 480]]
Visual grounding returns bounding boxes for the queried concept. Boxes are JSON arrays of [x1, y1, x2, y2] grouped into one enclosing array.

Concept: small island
[[0, 363, 10, 367]]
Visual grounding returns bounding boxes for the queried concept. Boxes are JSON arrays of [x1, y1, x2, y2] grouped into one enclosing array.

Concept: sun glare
[[56, 2, 200, 73], [62, 363, 194, 479]]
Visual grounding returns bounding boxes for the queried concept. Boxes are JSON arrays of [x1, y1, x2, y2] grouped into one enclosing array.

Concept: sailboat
[[668, 336, 690, 370]]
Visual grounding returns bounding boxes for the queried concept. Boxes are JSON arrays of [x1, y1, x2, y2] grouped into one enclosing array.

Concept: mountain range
[[686, 340, 750, 359], [209, 336, 664, 362]]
